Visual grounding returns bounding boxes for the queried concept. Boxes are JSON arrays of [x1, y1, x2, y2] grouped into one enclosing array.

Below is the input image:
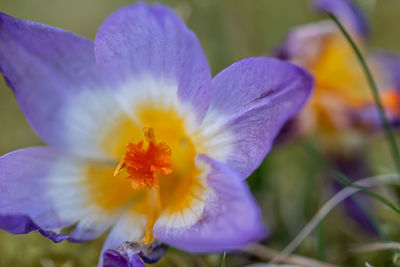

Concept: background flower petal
[[198, 58, 313, 179], [94, 2, 212, 126], [276, 0, 368, 63], [314, 0, 369, 38], [153, 154, 267, 252], [370, 51, 400, 92], [274, 21, 337, 65]]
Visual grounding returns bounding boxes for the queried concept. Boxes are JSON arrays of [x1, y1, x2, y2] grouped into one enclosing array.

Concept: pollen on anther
[[114, 127, 173, 190]]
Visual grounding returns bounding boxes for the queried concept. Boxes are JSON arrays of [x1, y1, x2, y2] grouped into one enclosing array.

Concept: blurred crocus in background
[[0, 2, 312, 266], [275, 0, 400, 234], [276, 0, 400, 149]]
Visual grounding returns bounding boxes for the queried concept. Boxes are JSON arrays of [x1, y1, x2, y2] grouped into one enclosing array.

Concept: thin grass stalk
[[349, 242, 400, 254], [244, 243, 338, 267], [269, 173, 399, 264], [327, 12, 400, 174]]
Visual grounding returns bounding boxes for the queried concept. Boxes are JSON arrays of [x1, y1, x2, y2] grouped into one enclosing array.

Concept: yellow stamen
[[142, 188, 161, 243], [113, 158, 125, 177]]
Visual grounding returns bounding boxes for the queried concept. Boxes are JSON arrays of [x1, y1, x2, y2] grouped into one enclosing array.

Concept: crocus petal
[[102, 241, 167, 267], [94, 2, 211, 126], [103, 249, 144, 267], [0, 147, 136, 242], [197, 58, 312, 179], [0, 12, 120, 159], [46, 157, 142, 242], [370, 51, 400, 92], [0, 148, 74, 231], [351, 52, 400, 128], [0, 214, 68, 243], [98, 210, 148, 267], [153, 154, 266, 252], [276, 0, 368, 63], [331, 154, 378, 235], [274, 21, 337, 65], [314, 0, 369, 38]]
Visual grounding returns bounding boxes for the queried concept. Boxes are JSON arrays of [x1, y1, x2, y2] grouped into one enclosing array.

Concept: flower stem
[[327, 12, 400, 174]]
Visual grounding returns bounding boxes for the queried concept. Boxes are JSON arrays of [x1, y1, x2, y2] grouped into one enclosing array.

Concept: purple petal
[[99, 230, 167, 267], [314, 0, 369, 38], [94, 2, 211, 124], [103, 247, 145, 267], [103, 249, 132, 267], [275, 0, 368, 62], [200, 58, 313, 179], [97, 210, 147, 267], [102, 241, 167, 267], [0, 147, 123, 243], [0, 12, 117, 158], [68, 221, 110, 243], [153, 154, 267, 252], [0, 147, 74, 231], [0, 214, 68, 243], [331, 155, 378, 235], [349, 52, 400, 129], [273, 21, 336, 65]]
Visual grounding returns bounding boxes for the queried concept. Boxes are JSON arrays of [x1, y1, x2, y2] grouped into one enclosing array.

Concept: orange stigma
[[114, 127, 173, 190]]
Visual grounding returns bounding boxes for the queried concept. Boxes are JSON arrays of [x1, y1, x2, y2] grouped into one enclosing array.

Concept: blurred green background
[[1, 0, 400, 266]]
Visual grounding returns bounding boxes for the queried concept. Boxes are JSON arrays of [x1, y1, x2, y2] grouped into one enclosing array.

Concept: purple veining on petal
[[203, 57, 313, 179]]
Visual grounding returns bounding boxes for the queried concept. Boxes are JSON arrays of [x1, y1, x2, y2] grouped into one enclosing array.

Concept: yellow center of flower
[[84, 105, 208, 244], [113, 127, 173, 190]]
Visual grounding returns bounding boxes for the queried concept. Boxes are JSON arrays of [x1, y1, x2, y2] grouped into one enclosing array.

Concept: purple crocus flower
[[276, 0, 400, 147], [0, 2, 312, 266]]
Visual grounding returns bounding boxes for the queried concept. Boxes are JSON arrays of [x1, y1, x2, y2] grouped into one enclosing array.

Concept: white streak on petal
[[62, 88, 123, 160], [47, 159, 122, 234], [108, 210, 147, 242], [194, 109, 234, 162]]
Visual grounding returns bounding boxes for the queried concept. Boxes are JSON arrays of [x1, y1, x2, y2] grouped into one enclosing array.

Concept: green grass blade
[[221, 251, 226, 267], [332, 170, 400, 215], [317, 222, 325, 261], [326, 11, 400, 175]]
